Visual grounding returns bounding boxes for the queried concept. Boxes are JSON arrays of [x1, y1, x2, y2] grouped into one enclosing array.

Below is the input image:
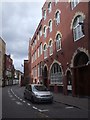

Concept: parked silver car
[[24, 84, 53, 103]]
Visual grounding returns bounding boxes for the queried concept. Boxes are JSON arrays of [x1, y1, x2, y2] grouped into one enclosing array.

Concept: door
[[67, 71, 72, 95]]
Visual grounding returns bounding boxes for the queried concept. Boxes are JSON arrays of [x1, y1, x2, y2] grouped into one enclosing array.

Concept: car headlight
[[34, 93, 41, 97]]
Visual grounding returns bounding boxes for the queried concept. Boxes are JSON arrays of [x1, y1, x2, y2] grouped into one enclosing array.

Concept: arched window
[[56, 33, 61, 51], [43, 10, 46, 20], [43, 44, 47, 59], [48, 2, 52, 13], [73, 15, 84, 41], [49, 20, 52, 32], [50, 63, 63, 84], [49, 40, 53, 55], [55, 11, 60, 25], [43, 26, 47, 38]]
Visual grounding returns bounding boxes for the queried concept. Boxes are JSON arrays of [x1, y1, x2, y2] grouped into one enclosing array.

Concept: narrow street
[[2, 85, 88, 119]]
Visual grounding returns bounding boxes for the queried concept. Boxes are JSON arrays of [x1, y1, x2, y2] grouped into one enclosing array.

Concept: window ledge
[[74, 35, 85, 42], [50, 53, 53, 56], [57, 48, 61, 52]]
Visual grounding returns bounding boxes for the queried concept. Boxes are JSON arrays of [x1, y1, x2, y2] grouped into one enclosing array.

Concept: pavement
[[53, 93, 89, 111]]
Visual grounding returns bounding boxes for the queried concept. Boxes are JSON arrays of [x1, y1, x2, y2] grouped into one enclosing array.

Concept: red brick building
[[23, 60, 30, 85], [29, 1, 90, 96], [4, 54, 13, 86]]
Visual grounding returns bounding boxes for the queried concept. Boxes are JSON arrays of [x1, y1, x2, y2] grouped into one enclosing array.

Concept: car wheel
[[31, 96, 35, 103]]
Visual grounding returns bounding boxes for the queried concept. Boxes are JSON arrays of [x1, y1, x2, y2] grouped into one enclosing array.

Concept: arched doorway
[[66, 70, 72, 95], [74, 51, 89, 67], [73, 51, 89, 96], [43, 66, 48, 87]]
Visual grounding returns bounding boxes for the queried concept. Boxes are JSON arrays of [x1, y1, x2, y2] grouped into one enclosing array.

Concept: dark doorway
[[43, 66, 48, 87], [73, 52, 90, 96], [74, 52, 89, 67], [67, 71, 72, 95]]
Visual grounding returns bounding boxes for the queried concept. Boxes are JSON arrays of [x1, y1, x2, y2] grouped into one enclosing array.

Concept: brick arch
[[43, 42, 48, 49], [65, 68, 72, 76], [43, 63, 48, 71], [55, 31, 62, 40], [49, 60, 63, 84], [49, 60, 63, 79], [70, 47, 89, 68], [48, 38, 53, 45], [70, 12, 85, 30]]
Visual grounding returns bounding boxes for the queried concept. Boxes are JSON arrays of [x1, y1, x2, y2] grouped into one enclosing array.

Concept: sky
[[0, 0, 45, 72]]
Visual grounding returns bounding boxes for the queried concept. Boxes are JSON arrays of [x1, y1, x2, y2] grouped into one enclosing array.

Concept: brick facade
[[29, 1, 90, 96], [4, 54, 13, 86]]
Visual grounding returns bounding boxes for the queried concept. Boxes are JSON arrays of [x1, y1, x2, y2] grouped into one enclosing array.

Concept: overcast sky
[[1, 0, 45, 72]]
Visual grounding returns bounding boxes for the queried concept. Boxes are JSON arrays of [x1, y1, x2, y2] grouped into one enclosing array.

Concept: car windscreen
[[33, 85, 48, 91]]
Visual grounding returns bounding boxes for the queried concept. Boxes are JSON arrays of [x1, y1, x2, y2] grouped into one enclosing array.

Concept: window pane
[[73, 15, 84, 41], [56, 11, 60, 25], [56, 34, 61, 50], [50, 63, 62, 84]]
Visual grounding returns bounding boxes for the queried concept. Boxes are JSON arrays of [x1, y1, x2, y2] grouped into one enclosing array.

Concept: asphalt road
[[2, 85, 88, 119]]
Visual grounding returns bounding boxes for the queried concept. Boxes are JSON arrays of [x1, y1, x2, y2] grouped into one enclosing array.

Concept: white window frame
[[40, 43, 42, 55], [71, 0, 80, 10], [39, 28, 42, 37], [56, 33, 61, 51], [43, 10, 46, 20], [55, 11, 60, 25], [73, 15, 84, 41], [49, 20, 52, 32], [49, 40, 53, 56], [50, 63, 63, 85], [43, 44, 47, 59], [43, 26, 47, 38], [48, 2, 52, 13]]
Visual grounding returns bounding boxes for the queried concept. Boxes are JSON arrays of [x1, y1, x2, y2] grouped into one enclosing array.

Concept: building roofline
[[31, 18, 43, 44], [0, 37, 6, 44]]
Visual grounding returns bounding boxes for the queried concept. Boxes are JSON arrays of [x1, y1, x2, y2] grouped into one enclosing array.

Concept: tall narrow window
[[56, 33, 61, 51], [73, 15, 84, 41], [55, 11, 60, 25], [39, 27, 42, 37], [49, 20, 52, 32], [43, 10, 46, 20], [44, 44, 47, 59], [40, 43, 42, 55], [48, 2, 52, 13], [44, 26, 47, 38], [49, 40, 53, 55]]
